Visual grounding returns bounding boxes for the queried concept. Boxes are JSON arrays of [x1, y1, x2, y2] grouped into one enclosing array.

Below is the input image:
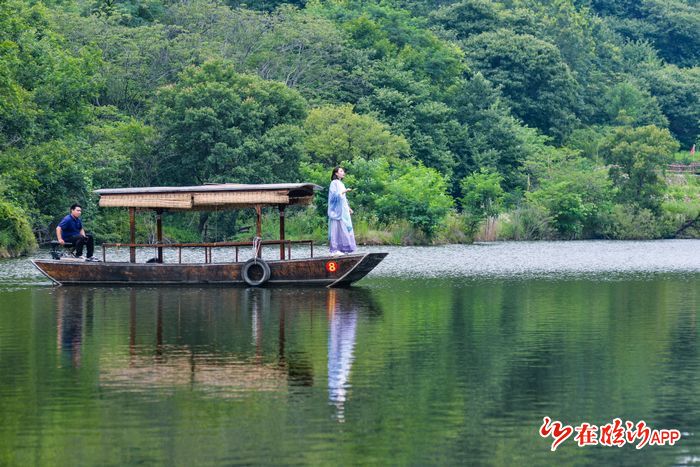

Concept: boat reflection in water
[[53, 286, 379, 414], [100, 288, 295, 395]]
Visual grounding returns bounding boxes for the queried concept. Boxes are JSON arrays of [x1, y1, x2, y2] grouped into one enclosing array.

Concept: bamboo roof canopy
[[95, 183, 322, 210]]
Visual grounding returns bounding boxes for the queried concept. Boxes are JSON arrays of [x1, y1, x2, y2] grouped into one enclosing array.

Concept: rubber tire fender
[[241, 258, 271, 287]]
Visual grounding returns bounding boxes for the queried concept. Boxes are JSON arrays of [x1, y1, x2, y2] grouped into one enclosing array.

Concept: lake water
[[1, 241, 699, 465]]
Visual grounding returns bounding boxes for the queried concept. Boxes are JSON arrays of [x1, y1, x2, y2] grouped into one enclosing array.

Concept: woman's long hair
[[331, 167, 343, 181]]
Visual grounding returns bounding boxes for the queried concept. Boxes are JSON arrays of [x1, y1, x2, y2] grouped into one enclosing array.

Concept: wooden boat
[[32, 183, 387, 287]]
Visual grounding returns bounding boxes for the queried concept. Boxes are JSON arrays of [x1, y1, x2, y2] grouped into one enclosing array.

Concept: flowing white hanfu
[[328, 179, 357, 254]]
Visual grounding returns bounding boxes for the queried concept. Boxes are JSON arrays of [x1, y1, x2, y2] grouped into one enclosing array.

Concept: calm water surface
[[1, 241, 699, 465]]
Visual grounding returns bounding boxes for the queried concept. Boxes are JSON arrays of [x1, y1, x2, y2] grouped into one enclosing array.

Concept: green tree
[[151, 60, 308, 185], [586, 0, 642, 17], [645, 65, 700, 147], [375, 161, 453, 237], [600, 125, 679, 212], [0, 0, 102, 146], [589, 0, 700, 67], [463, 29, 579, 141], [55, 12, 198, 115], [528, 185, 592, 238], [316, 1, 465, 86], [0, 41, 37, 149], [357, 84, 463, 179], [161, 3, 356, 105], [225, 0, 307, 12], [245, 6, 357, 104], [460, 168, 505, 237], [638, 0, 700, 67], [85, 0, 165, 26], [83, 110, 158, 188], [602, 81, 668, 127], [1, 139, 93, 234], [430, 0, 504, 40], [314, 0, 469, 178], [303, 104, 410, 167], [564, 126, 612, 162], [523, 148, 614, 238], [301, 105, 410, 221], [448, 73, 550, 192], [0, 200, 36, 257]]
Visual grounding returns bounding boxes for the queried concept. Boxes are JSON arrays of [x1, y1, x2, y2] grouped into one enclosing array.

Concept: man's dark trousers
[[66, 235, 94, 258]]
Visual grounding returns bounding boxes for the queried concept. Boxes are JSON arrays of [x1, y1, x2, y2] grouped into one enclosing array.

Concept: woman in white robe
[[328, 167, 357, 255]]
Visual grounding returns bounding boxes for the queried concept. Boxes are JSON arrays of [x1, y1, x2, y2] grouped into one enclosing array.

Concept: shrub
[[499, 204, 555, 240], [376, 162, 453, 238], [352, 216, 396, 245], [662, 174, 700, 237], [527, 182, 594, 238], [434, 211, 470, 244], [0, 201, 37, 257], [602, 205, 674, 239]]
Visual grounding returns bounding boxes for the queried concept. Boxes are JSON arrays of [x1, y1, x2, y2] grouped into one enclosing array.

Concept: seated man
[[57, 204, 97, 261]]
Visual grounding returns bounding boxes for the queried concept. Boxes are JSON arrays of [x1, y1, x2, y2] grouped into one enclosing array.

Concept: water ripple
[[359, 240, 700, 279]]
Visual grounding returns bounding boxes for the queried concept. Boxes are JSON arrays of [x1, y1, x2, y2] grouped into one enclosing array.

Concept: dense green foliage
[[0, 200, 36, 257], [2, 0, 700, 253], [152, 61, 308, 185]]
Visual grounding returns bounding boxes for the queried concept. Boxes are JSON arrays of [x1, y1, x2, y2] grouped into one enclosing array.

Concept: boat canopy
[[95, 183, 322, 210]]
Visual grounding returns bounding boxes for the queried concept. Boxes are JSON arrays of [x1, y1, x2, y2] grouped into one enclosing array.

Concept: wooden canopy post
[[156, 209, 163, 263], [255, 204, 262, 258], [129, 207, 136, 263], [279, 204, 286, 260]]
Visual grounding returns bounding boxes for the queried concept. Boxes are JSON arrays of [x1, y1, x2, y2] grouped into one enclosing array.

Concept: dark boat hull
[[32, 253, 387, 287]]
